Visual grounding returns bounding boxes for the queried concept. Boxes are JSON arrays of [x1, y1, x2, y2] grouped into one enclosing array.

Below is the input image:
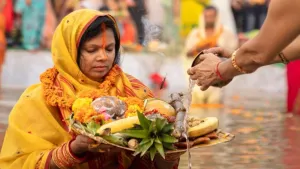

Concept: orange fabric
[[0, 13, 6, 66], [1, 0, 13, 32], [121, 21, 136, 44], [196, 27, 224, 49]]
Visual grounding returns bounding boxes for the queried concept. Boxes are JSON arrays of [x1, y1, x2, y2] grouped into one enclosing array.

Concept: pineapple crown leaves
[[120, 111, 178, 161]]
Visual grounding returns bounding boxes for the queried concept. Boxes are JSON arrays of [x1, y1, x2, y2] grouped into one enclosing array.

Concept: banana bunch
[[120, 112, 178, 160]]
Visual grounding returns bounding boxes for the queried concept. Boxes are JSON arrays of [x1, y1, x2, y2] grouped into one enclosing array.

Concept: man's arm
[[220, 0, 300, 79]]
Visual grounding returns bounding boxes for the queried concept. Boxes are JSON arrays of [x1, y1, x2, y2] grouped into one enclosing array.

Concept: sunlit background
[[0, 0, 299, 168]]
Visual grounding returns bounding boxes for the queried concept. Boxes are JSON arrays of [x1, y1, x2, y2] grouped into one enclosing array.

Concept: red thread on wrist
[[216, 62, 225, 81]]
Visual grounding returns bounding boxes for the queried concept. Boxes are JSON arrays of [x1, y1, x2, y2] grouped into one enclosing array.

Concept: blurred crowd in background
[[0, 0, 270, 51], [4, 0, 297, 114]]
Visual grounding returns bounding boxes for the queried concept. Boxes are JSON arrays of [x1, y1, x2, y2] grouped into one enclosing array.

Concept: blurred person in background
[[231, 0, 268, 33], [186, 6, 238, 57], [42, 0, 81, 49], [1, 0, 13, 35], [14, 0, 46, 51], [42, 0, 57, 49], [100, 0, 136, 45], [211, 0, 237, 35], [0, 0, 7, 88], [231, 0, 249, 33], [249, 0, 268, 30], [183, 5, 238, 106], [126, 0, 146, 45]]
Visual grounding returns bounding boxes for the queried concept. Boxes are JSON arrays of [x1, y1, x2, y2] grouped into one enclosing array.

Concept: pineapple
[[120, 112, 178, 160]]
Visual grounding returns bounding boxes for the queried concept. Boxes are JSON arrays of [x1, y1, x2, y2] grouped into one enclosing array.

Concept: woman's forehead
[[84, 29, 116, 45]]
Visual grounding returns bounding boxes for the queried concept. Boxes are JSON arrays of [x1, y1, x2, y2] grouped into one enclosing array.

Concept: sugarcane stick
[[169, 93, 186, 138]]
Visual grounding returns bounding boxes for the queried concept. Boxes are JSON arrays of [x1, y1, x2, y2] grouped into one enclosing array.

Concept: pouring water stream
[[182, 78, 196, 169]]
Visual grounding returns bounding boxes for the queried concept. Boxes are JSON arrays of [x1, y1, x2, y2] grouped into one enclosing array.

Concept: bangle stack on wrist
[[52, 140, 86, 168]]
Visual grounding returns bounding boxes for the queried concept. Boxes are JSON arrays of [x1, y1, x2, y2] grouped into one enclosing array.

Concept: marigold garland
[[40, 65, 145, 124], [40, 65, 120, 110]]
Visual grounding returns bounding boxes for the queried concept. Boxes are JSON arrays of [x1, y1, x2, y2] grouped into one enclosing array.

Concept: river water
[[179, 108, 300, 169]]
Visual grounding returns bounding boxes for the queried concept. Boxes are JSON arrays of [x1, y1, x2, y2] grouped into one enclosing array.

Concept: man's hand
[[188, 53, 230, 90], [202, 47, 234, 58]]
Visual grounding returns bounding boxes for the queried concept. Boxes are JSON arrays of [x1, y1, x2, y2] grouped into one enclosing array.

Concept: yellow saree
[[0, 9, 154, 169]]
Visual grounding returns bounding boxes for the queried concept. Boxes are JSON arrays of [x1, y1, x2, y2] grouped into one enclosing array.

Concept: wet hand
[[187, 53, 231, 91]]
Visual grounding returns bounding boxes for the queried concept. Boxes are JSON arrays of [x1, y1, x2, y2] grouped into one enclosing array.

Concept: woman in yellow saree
[[0, 9, 181, 169]]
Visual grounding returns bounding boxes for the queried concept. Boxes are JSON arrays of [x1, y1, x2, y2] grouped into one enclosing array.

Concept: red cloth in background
[[287, 60, 300, 115], [3, 0, 13, 32], [150, 73, 168, 89]]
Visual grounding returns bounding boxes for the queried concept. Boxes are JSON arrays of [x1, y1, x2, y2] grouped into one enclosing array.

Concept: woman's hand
[[70, 135, 121, 156], [187, 53, 232, 91]]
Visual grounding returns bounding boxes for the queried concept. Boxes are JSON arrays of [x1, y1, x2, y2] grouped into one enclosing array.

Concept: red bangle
[[215, 62, 225, 81], [52, 140, 87, 168]]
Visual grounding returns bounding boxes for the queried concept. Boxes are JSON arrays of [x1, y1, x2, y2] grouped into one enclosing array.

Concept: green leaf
[[140, 139, 154, 157], [155, 142, 165, 159], [102, 134, 127, 146], [139, 138, 151, 146], [148, 121, 157, 135], [120, 129, 149, 139], [67, 113, 75, 131], [79, 123, 88, 132], [162, 142, 176, 150], [161, 134, 178, 143], [86, 121, 101, 135], [154, 137, 162, 144], [132, 124, 143, 130], [162, 123, 174, 134], [149, 146, 157, 161], [156, 118, 167, 132], [137, 111, 151, 129], [133, 146, 144, 156]]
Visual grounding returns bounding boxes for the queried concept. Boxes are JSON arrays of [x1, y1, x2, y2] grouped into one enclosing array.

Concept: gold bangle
[[231, 49, 248, 74], [278, 52, 289, 64]]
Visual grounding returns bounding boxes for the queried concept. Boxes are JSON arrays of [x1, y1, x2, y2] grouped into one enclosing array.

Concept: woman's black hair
[[77, 16, 120, 66]]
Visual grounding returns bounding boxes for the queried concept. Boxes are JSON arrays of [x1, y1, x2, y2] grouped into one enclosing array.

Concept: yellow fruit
[[97, 116, 139, 135], [188, 117, 219, 138], [144, 99, 176, 117]]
